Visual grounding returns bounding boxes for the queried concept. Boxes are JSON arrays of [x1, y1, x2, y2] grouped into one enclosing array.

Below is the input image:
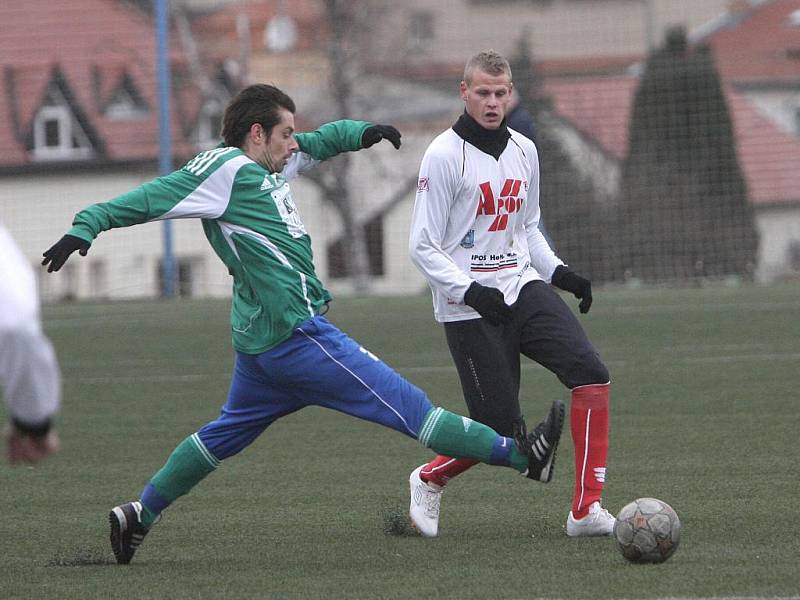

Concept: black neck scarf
[[451, 111, 511, 160]]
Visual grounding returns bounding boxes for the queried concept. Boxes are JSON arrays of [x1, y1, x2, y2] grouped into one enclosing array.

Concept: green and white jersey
[[67, 120, 370, 353]]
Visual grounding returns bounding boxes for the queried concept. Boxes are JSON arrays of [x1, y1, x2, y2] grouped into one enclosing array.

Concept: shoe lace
[[588, 503, 613, 522]]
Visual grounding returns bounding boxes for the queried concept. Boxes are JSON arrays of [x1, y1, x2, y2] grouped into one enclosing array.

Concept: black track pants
[[444, 280, 609, 435]]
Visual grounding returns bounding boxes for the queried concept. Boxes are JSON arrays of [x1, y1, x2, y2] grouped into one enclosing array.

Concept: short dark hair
[[221, 84, 296, 148]]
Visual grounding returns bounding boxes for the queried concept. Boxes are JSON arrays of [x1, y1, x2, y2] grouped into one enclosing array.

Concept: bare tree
[[301, 0, 371, 292]]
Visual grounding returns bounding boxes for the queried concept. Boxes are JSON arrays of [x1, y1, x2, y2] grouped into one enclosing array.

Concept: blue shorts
[[197, 316, 434, 460]]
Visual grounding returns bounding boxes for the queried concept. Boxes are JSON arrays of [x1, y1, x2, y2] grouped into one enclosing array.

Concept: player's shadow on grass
[[47, 548, 116, 567]]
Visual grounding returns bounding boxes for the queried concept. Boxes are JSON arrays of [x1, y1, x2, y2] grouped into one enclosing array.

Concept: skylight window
[[31, 86, 93, 161]]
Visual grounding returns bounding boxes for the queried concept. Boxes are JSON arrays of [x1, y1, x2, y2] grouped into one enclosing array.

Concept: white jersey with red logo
[[410, 126, 563, 322]]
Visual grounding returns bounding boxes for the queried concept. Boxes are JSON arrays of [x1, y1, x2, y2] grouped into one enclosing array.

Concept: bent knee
[[565, 353, 609, 388]]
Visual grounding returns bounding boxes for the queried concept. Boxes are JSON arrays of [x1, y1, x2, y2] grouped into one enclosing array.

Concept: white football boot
[[566, 501, 615, 537], [408, 465, 443, 537]]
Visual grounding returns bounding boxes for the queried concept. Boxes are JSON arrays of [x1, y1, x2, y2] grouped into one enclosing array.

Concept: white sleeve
[[0, 327, 61, 426], [0, 225, 61, 425], [523, 145, 563, 282], [282, 152, 320, 180], [409, 147, 474, 302]]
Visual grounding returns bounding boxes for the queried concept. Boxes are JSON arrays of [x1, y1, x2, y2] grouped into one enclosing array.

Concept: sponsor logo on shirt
[[271, 182, 307, 238], [476, 179, 526, 232], [470, 251, 519, 273], [459, 229, 475, 249], [417, 177, 429, 192]]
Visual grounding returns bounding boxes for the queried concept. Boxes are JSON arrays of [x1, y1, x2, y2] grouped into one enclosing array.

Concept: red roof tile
[[545, 76, 638, 160], [707, 0, 800, 83]]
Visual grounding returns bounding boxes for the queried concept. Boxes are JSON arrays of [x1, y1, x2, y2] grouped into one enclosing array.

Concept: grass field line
[[79, 374, 211, 384], [609, 301, 800, 314], [684, 352, 800, 364], [640, 597, 800, 600], [71, 348, 800, 384]]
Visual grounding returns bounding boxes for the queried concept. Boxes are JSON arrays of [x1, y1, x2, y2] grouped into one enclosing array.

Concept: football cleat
[[519, 400, 565, 482], [408, 465, 443, 538], [109, 501, 149, 564], [566, 501, 615, 537]]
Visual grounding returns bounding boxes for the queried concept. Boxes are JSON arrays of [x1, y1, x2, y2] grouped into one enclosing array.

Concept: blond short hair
[[463, 50, 512, 85]]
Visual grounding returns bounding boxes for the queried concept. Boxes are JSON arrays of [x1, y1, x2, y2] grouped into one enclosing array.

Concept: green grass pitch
[[2, 284, 799, 599]]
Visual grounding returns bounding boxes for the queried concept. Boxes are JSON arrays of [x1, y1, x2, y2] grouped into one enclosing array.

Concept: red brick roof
[[0, 0, 202, 169], [546, 76, 637, 161], [707, 0, 800, 82]]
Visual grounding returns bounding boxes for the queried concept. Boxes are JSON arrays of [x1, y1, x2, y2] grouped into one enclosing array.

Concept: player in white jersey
[[0, 224, 61, 464], [407, 50, 615, 538]]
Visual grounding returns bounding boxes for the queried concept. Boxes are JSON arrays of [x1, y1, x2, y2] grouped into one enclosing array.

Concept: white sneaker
[[408, 465, 443, 537], [566, 501, 615, 537]]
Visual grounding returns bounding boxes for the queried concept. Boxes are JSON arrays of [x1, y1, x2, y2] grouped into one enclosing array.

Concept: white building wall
[[754, 205, 800, 283], [1, 169, 230, 302]]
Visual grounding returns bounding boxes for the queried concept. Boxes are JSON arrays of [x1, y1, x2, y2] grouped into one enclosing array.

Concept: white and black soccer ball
[[613, 498, 681, 563]]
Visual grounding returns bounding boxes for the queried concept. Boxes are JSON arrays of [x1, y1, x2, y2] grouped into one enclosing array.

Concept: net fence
[[2, 0, 799, 302]]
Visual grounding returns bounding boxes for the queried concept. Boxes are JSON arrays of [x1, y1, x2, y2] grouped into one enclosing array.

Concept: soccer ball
[[613, 498, 681, 563]]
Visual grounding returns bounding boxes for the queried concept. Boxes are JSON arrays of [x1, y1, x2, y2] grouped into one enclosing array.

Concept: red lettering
[[477, 182, 495, 216], [500, 179, 514, 197], [488, 214, 509, 231]]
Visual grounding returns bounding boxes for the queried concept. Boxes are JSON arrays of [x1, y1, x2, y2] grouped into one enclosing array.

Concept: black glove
[[551, 265, 592, 314], [361, 124, 402, 149], [463, 281, 512, 325], [41, 234, 91, 273]]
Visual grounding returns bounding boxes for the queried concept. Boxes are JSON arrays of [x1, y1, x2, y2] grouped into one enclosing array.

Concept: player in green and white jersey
[[41, 84, 562, 563]]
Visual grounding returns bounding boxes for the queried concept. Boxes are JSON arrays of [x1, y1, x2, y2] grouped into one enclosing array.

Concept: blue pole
[[156, 0, 175, 297]]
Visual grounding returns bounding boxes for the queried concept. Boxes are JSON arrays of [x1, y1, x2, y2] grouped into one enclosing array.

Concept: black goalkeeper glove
[[463, 281, 512, 325], [551, 265, 593, 314], [361, 124, 402, 149], [41, 234, 91, 273]]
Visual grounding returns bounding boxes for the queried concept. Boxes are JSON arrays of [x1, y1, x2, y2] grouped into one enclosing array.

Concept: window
[[88, 260, 108, 298], [31, 87, 93, 161], [408, 11, 434, 51], [789, 241, 800, 272], [796, 106, 800, 136], [326, 215, 385, 279], [158, 257, 197, 297]]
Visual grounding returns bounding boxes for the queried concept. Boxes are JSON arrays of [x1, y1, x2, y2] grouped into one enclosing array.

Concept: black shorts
[[444, 280, 609, 435]]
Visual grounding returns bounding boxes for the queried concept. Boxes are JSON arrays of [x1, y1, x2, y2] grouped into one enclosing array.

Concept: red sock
[[570, 383, 610, 518], [420, 455, 478, 487]]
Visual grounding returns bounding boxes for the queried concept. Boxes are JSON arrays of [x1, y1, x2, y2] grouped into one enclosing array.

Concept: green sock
[[140, 434, 219, 528], [418, 407, 528, 472]]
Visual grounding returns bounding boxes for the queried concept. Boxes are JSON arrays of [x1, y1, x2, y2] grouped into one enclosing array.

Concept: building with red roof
[[0, 0, 228, 172], [541, 0, 800, 281]]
